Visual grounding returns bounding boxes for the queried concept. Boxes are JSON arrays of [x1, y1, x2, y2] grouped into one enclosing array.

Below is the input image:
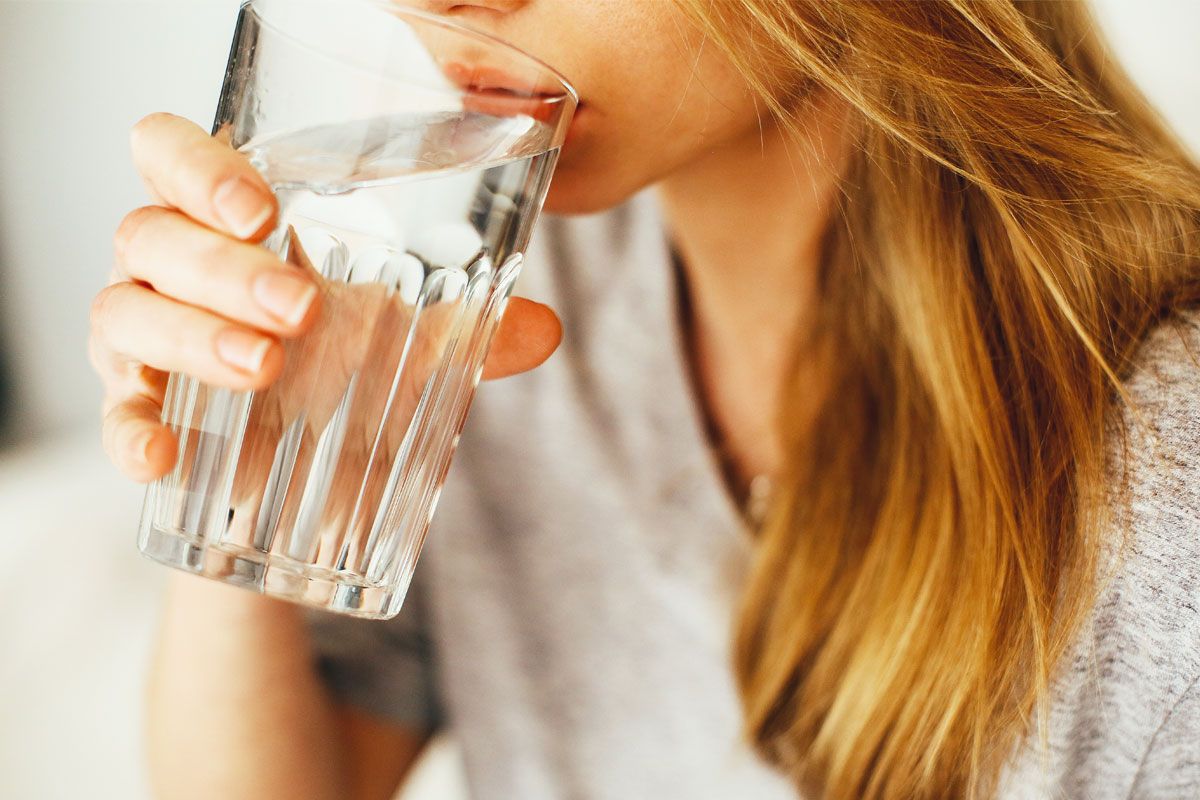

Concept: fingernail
[[253, 270, 318, 326], [215, 329, 272, 374], [131, 429, 155, 463], [213, 177, 273, 239]]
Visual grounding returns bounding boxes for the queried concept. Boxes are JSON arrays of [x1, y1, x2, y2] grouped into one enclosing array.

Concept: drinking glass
[[137, 0, 577, 618]]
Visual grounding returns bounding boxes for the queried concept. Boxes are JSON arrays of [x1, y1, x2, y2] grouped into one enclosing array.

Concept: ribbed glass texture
[[136, 0, 575, 618]]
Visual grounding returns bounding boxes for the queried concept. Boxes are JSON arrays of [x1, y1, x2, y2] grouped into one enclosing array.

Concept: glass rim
[[243, 0, 579, 109]]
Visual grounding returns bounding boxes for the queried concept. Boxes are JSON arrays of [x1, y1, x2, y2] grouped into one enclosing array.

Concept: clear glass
[[137, 0, 577, 618]]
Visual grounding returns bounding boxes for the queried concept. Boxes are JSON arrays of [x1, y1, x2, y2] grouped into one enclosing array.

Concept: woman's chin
[[542, 170, 636, 216]]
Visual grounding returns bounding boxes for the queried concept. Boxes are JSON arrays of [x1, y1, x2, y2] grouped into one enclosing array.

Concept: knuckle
[[143, 315, 189, 363], [195, 227, 242, 268], [113, 205, 158, 262], [89, 284, 125, 337], [130, 112, 174, 149], [171, 133, 224, 176]]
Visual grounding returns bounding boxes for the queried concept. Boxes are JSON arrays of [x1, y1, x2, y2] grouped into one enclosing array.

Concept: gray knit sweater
[[999, 304, 1200, 798], [309, 192, 1200, 799]]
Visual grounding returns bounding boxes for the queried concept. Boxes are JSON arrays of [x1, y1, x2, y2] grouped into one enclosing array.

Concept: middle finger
[[114, 205, 319, 335]]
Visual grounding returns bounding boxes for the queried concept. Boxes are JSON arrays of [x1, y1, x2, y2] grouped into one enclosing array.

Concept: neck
[[655, 100, 847, 488]]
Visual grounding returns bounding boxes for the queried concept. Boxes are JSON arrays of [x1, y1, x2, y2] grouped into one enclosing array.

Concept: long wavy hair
[[673, 1, 1200, 797]]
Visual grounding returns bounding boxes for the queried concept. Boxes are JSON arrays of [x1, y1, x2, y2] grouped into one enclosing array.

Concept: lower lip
[[461, 90, 564, 124], [461, 92, 587, 150], [443, 62, 583, 145]]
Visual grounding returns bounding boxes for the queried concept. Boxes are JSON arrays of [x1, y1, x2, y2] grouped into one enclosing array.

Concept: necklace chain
[[709, 437, 775, 528], [743, 472, 775, 528], [672, 247, 775, 529]]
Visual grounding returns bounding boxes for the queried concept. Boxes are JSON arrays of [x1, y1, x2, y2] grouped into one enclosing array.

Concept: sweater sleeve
[[305, 567, 444, 733], [1128, 674, 1200, 799], [997, 312, 1200, 800]]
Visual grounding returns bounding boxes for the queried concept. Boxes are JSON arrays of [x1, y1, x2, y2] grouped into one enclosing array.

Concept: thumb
[[481, 297, 563, 380]]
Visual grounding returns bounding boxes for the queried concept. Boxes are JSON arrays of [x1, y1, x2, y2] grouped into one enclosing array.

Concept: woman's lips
[[443, 62, 577, 127], [443, 62, 569, 100]]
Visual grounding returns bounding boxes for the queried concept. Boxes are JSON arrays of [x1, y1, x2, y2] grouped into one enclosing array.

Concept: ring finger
[[91, 281, 284, 392]]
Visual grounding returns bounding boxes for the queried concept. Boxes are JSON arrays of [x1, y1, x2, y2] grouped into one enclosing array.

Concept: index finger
[[130, 112, 277, 241]]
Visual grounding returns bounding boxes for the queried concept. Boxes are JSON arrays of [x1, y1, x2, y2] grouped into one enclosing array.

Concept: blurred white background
[[0, 1, 1196, 798]]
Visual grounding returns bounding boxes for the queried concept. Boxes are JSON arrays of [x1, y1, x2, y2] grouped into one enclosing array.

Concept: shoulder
[[999, 310, 1200, 797], [1120, 308, 1200, 474], [1127, 673, 1200, 797], [1100, 306, 1200, 679], [1112, 308, 1200, 606]]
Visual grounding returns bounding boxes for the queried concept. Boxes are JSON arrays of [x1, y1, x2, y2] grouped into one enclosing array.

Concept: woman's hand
[[90, 112, 563, 485]]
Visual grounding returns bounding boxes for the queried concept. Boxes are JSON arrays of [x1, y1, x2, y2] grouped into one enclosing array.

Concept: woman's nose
[[418, 0, 530, 15]]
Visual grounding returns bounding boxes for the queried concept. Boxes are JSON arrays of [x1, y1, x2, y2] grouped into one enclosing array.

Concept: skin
[[89, 1, 844, 798]]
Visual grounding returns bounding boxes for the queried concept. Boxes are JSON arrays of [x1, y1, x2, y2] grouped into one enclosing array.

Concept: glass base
[[138, 524, 406, 619]]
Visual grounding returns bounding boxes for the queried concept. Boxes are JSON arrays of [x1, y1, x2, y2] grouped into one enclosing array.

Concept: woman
[[89, 1, 1200, 798]]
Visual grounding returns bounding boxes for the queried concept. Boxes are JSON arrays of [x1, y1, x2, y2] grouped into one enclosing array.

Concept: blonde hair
[[674, 1, 1200, 797]]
